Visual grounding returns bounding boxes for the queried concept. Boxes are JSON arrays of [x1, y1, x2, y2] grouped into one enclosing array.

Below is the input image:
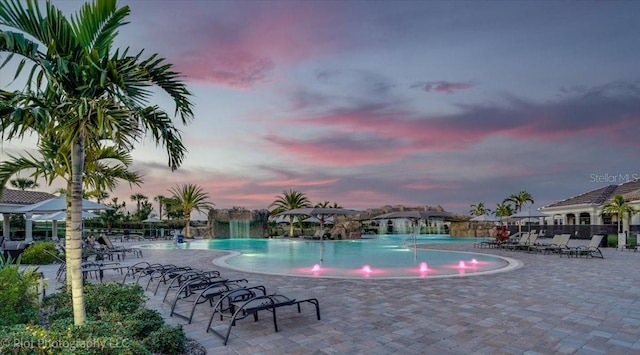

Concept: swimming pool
[[139, 235, 520, 279]]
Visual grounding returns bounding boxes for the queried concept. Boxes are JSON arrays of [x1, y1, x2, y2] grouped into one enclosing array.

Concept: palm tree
[[602, 195, 639, 234], [154, 195, 166, 220], [168, 183, 214, 238], [9, 177, 39, 190], [0, 0, 193, 325], [495, 203, 514, 220], [130, 193, 148, 221], [470, 202, 490, 216], [504, 191, 534, 212], [269, 189, 312, 237], [315, 201, 342, 208]]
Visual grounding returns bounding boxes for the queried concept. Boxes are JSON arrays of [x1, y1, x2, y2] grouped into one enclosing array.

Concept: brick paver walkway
[[40, 240, 640, 354]]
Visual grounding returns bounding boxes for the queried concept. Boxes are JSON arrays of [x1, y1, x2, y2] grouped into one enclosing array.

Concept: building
[[539, 179, 640, 238], [0, 189, 55, 241]]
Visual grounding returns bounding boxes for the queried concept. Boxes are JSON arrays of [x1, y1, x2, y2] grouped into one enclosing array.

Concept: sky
[[1, 0, 639, 217]]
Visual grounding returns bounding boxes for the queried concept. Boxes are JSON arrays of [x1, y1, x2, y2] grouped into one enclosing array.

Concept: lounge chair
[[97, 235, 142, 259], [561, 234, 605, 258], [530, 234, 571, 254], [501, 232, 530, 250], [206, 288, 321, 345]]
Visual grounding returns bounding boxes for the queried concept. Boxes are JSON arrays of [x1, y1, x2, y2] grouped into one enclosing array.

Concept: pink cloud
[[411, 81, 474, 94], [170, 4, 342, 88]]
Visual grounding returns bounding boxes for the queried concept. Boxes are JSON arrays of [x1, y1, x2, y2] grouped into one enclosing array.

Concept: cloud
[[267, 80, 640, 167], [410, 81, 474, 94]]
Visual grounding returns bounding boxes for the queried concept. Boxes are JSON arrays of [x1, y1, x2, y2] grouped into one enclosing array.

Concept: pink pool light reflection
[[420, 262, 428, 272], [199, 238, 518, 279]]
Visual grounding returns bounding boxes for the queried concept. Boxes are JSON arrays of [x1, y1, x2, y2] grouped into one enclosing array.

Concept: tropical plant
[[98, 197, 126, 231], [154, 195, 166, 220], [470, 202, 490, 216], [315, 201, 342, 208], [602, 195, 639, 233], [9, 177, 39, 190], [162, 196, 183, 220], [269, 189, 312, 237], [168, 184, 214, 238], [495, 203, 514, 220], [130, 193, 148, 221], [503, 191, 534, 212], [0, 0, 193, 325]]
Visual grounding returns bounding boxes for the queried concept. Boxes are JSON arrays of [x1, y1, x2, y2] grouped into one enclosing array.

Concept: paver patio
[[40, 240, 640, 354]]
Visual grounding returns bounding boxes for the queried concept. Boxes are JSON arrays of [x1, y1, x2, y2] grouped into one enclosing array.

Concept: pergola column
[[3, 214, 9, 239], [25, 212, 33, 242]]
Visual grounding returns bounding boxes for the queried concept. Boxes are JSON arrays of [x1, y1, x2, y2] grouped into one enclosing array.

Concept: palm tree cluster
[[0, 0, 193, 325], [470, 190, 535, 221]]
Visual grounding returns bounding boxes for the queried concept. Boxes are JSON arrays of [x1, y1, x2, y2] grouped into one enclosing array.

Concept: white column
[[25, 212, 33, 242], [51, 220, 59, 241]]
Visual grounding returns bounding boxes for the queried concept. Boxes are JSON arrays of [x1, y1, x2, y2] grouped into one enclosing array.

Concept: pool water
[[140, 235, 518, 279]]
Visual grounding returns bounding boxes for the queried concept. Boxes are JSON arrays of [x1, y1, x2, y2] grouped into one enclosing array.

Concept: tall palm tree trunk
[[69, 134, 87, 325], [185, 215, 191, 238]]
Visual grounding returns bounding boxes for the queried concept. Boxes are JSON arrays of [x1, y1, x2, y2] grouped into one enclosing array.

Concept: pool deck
[[40, 239, 640, 354]]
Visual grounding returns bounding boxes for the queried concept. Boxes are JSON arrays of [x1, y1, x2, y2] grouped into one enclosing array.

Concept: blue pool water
[[139, 235, 518, 279]]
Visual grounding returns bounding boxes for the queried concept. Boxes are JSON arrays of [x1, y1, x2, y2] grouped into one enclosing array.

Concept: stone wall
[[449, 221, 496, 238]]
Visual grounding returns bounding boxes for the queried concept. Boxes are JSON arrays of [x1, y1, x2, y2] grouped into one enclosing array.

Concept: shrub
[[20, 241, 60, 264], [143, 324, 186, 355], [125, 308, 166, 338], [0, 266, 40, 326], [0, 324, 150, 355], [45, 283, 147, 318]]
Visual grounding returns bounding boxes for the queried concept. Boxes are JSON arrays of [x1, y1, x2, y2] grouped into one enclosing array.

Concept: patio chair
[[97, 235, 142, 259], [561, 234, 604, 258], [501, 232, 530, 250], [529, 234, 571, 254], [206, 289, 321, 345]]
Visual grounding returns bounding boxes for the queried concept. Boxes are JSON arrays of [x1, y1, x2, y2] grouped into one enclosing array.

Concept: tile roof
[[543, 179, 640, 208], [1, 189, 55, 205]]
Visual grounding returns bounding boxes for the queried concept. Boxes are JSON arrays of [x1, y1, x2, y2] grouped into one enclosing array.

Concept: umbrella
[[275, 207, 360, 261], [509, 208, 547, 233], [16, 194, 112, 213], [31, 210, 99, 240], [33, 210, 99, 221], [143, 217, 163, 238]]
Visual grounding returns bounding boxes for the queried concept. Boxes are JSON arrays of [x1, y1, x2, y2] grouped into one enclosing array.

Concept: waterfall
[[229, 220, 250, 238]]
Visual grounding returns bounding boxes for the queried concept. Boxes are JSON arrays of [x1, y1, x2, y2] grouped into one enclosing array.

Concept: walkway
[[40, 241, 640, 354]]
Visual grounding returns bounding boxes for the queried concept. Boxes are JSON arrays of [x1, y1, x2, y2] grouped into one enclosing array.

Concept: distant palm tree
[[9, 177, 39, 190], [495, 203, 514, 220], [154, 195, 166, 220], [602, 195, 639, 233], [504, 191, 534, 212], [168, 184, 214, 238], [269, 189, 312, 237], [130, 193, 148, 221], [315, 201, 342, 208], [470, 202, 490, 216]]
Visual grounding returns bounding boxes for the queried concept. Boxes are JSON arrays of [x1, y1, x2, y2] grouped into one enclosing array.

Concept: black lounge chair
[[169, 278, 251, 323], [206, 288, 321, 345]]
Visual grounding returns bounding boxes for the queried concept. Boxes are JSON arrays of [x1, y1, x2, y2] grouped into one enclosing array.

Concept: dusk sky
[[1, 0, 639, 217]]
